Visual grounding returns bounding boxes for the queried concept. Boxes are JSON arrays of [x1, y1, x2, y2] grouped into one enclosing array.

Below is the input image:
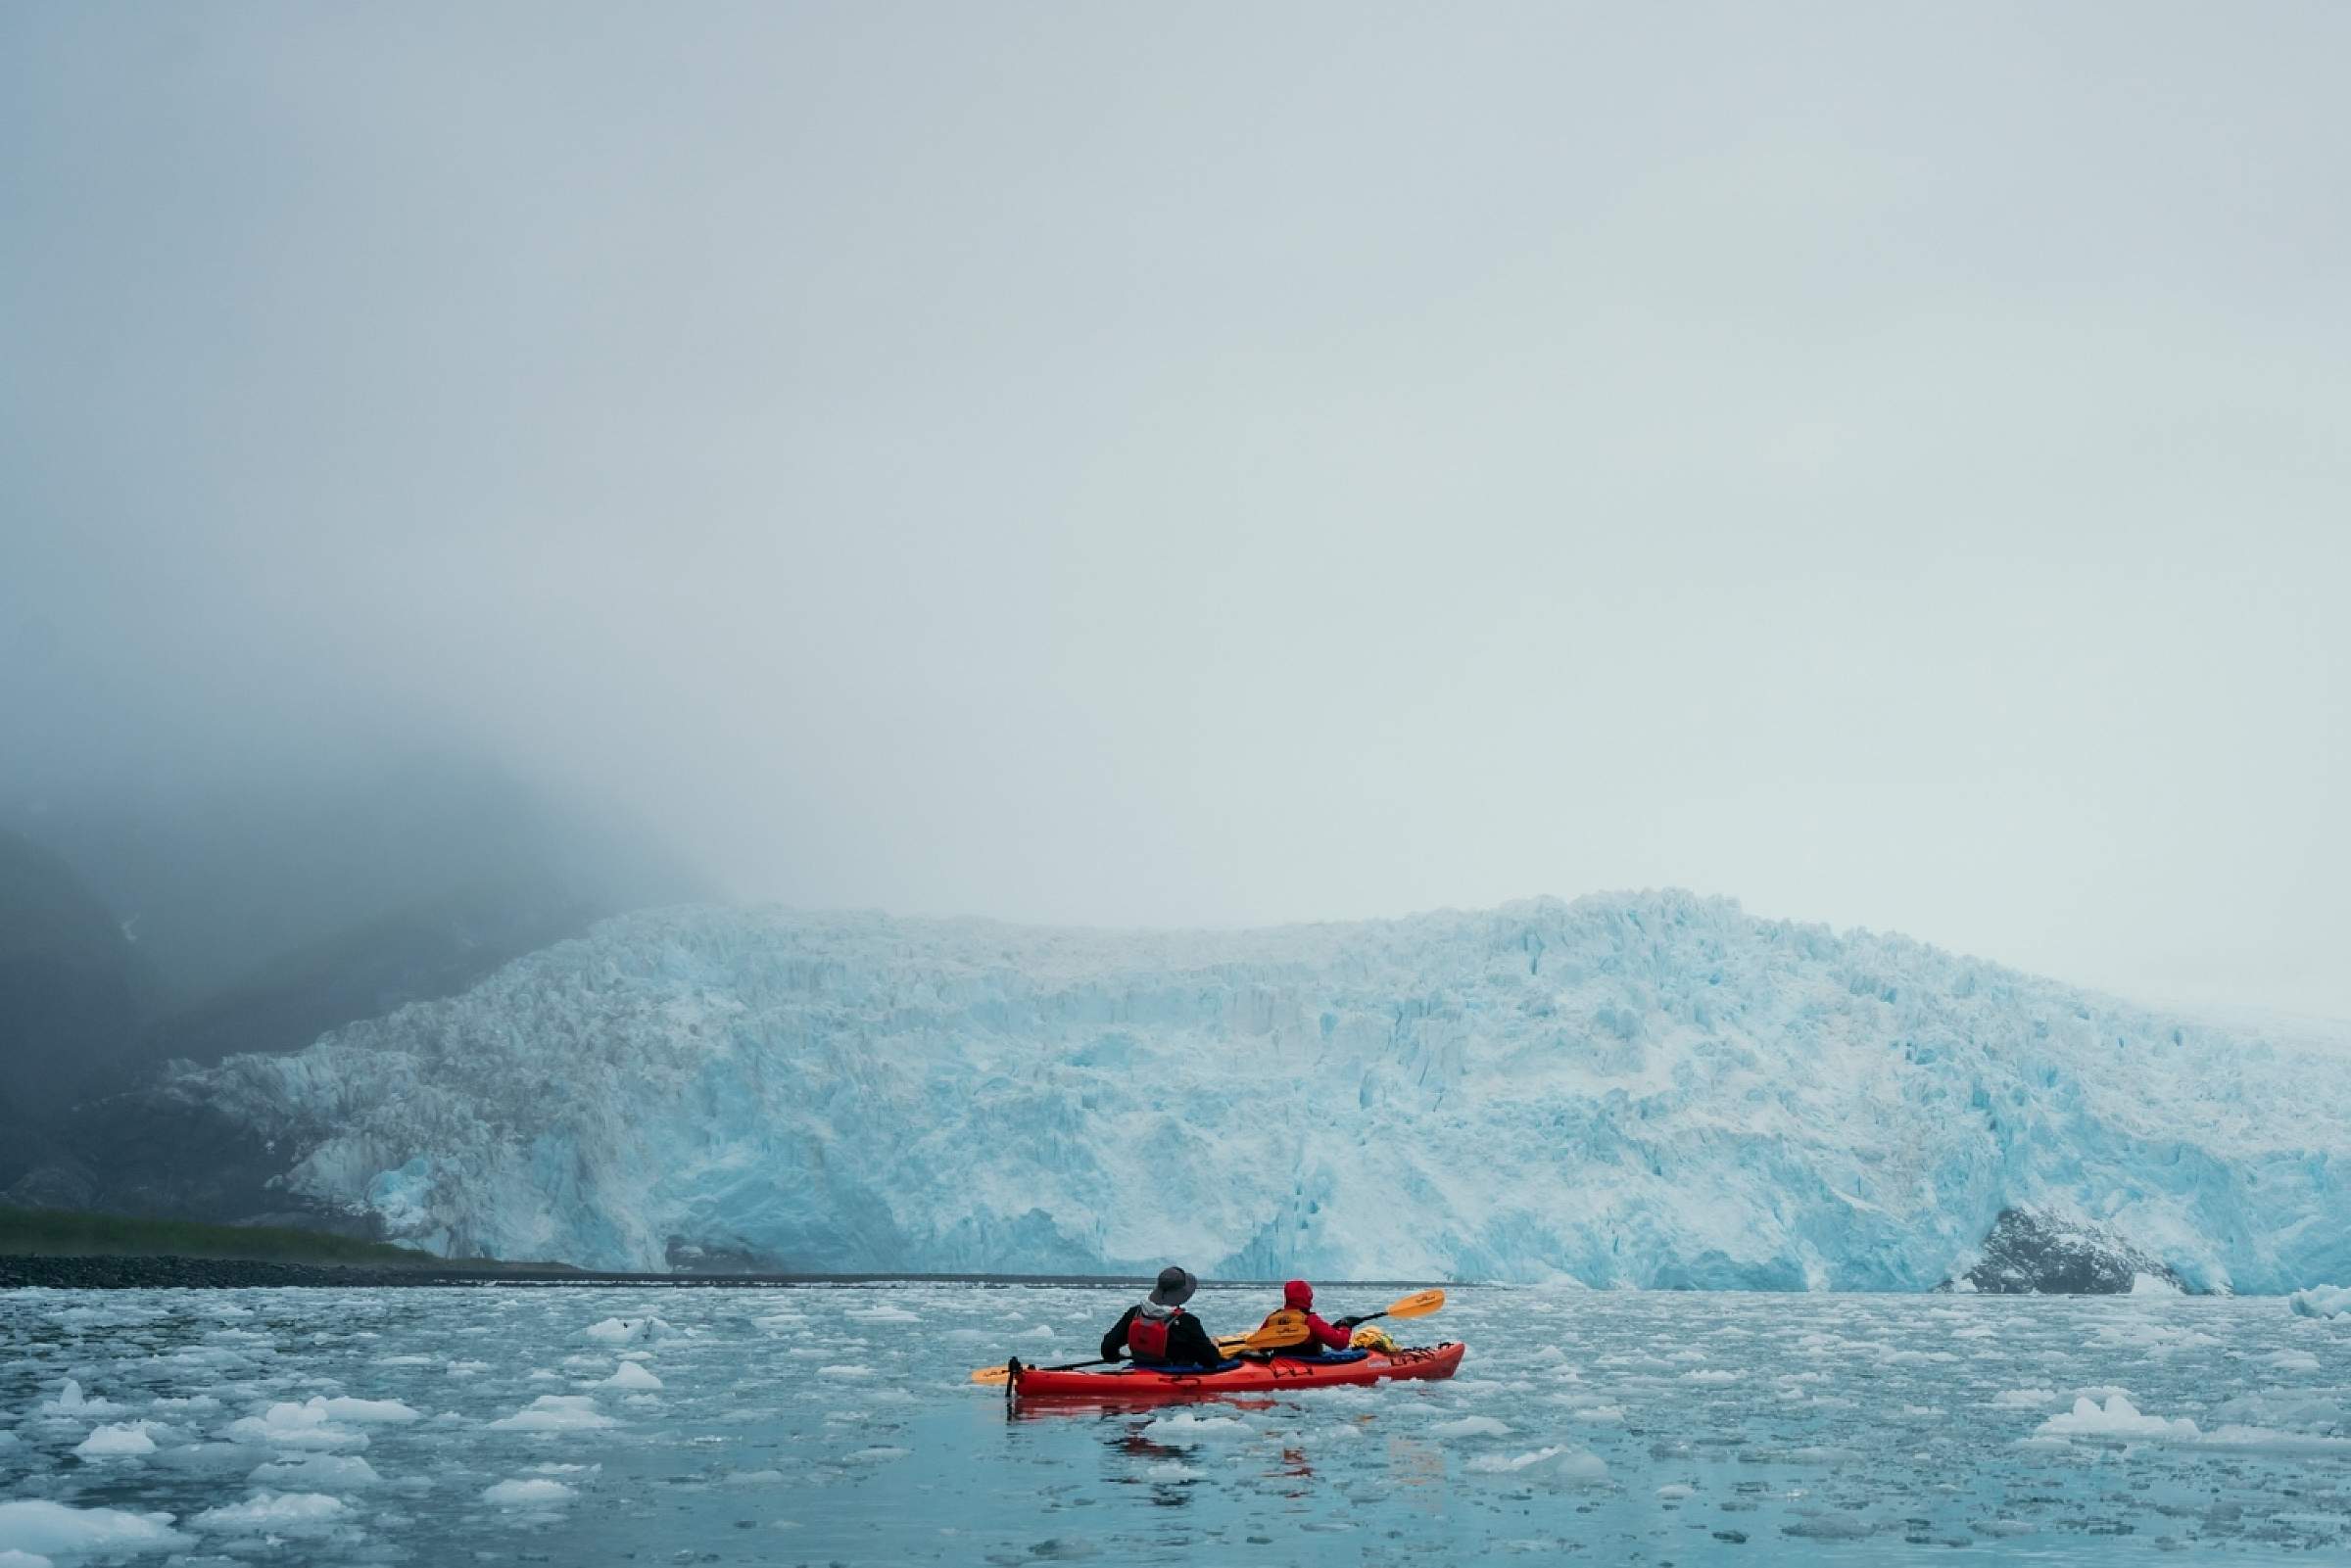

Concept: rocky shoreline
[[0, 1255, 577, 1289], [0, 1256, 1233, 1290]]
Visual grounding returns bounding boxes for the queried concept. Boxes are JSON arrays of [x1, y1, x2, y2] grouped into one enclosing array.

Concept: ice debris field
[[7, 1284, 2351, 1565], [168, 892, 2351, 1286]]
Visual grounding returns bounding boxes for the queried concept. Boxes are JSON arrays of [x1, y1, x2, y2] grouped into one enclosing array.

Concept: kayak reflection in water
[[1250, 1279, 1359, 1357], [1101, 1265, 1224, 1368]]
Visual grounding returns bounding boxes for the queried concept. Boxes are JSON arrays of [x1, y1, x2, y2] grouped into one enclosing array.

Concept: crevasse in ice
[[172, 891, 2351, 1288]]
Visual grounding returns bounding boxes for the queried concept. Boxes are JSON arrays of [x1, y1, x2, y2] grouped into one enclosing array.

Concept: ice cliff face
[[168, 892, 2350, 1289]]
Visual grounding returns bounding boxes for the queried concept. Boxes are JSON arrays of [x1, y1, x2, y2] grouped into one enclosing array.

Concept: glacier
[[161, 890, 2351, 1288]]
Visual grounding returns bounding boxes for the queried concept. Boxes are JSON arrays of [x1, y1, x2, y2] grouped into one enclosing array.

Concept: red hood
[[1283, 1279, 1314, 1309]]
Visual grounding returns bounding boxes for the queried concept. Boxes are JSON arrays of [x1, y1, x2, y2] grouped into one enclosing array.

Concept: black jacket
[[1101, 1304, 1222, 1367]]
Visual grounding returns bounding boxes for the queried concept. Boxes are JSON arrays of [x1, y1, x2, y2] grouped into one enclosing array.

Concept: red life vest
[[1128, 1306, 1182, 1360]]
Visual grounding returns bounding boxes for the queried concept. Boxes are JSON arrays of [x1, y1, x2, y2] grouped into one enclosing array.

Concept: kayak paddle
[[1217, 1286, 1447, 1354], [971, 1354, 1120, 1387], [970, 1287, 1449, 1380]]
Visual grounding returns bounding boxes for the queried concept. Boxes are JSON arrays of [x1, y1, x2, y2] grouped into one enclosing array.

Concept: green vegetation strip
[[0, 1206, 533, 1269]]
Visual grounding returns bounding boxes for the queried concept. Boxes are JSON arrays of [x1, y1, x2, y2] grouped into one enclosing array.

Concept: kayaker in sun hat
[[1101, 1265, 1223, 1367], [1250, 1279, 1358, 1356]]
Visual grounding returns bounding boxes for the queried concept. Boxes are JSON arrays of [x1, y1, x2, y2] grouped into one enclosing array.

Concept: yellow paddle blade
[[1218, 1308, 1314, 1354], [1385, 1288, 1446, 1319], [970, 1364, 1015, 1386]]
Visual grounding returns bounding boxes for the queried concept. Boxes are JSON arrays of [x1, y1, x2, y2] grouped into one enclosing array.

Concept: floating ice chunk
[[1140, 1413, 1249, 1444], [1467, 1446, 1561, 1472], [2266, 1350, 2322, 1374], [1431, 1415, 1511, 1438], [817, 1365, 872, 1380], [1990, 1388, 2056, 1408], [2288, 1285, 2351, 1320], [600, 1362, 663, 1391], [74, 1421, 165, 1457], [1469, 1446, 1607, 1483], [251, 1452, 381, 1489], [1656, 1484, 1695, 1499], [483, 1478, 575, 1505], [221, 1401, 369, 1451], [2036, 1395, 2199, 1441], [0, 1549, 53, 1568], [487, 1396, 615, 1432], [317, 1397, 420, 1424], [191, 1491, 347, 1531], [2130, 1272, 2181, 1296], [845, 1307, 920, 1323], [0, 1500, 188, 1556], [148, 1441, 261, 1480], [1684, 1369, 1739, 1384], [148, 1395, 220, 1412], [1144, 1461, 1201, 1482], [580, 1317, 682, 1345], [33, 1380, 125, 1418], [843, 1447, 908, 1463], [1555, 1449, 1609, 1485]]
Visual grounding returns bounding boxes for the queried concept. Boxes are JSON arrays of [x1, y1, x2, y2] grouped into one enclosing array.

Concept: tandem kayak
[[1008, 1343, 1465, 1402]]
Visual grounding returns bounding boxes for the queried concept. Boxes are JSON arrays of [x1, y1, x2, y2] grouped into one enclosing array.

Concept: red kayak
[[1009, 1343, 1465, 1402]]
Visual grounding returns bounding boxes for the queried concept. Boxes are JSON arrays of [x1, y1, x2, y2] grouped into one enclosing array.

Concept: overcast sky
[[4, 3, 2345, 1016]]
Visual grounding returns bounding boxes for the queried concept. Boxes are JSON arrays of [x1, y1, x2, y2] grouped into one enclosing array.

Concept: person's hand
[[1333, 1316, 1360, 1330]]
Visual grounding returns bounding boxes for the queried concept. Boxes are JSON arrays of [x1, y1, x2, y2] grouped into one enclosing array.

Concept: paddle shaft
[[973, 1353, 1124, 1386]]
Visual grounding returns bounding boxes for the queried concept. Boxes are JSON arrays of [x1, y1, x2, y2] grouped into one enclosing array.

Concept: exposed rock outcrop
[[1946, 1208, 2188, 1295]]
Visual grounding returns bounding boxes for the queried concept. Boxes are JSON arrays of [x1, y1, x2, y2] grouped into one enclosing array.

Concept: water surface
[[4, 1283, 2349, 1563]]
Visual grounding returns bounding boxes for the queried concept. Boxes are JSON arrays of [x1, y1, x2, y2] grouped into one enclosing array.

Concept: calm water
[[4, 1283, 2349, 1564]]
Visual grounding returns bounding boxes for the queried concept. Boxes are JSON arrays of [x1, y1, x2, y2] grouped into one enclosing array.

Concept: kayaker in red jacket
[[1102, 1265, 1223, 1367], [1254, 1279, 1357, 1356]]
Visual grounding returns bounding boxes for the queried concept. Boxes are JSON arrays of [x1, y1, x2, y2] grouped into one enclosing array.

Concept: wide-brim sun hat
[[1149, 1265, 1198, 1307]]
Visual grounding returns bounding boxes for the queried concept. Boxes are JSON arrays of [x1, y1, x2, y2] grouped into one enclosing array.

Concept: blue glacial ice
[[168, 890, 2351, 1287]]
